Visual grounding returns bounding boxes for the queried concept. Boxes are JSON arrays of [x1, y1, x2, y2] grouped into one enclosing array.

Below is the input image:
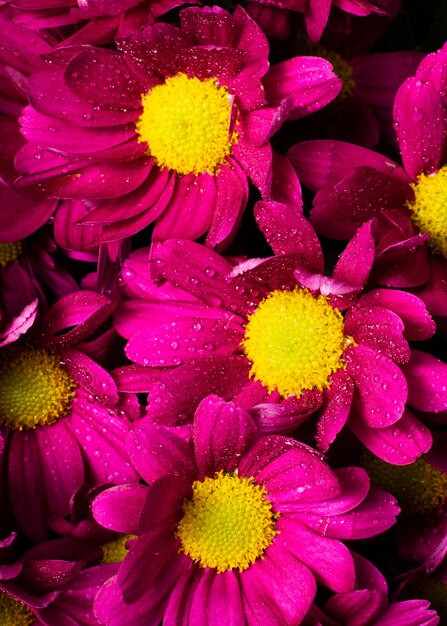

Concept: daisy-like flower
[[288, 44, 447, 316], [92, 394, 399, 625], [15, 5, 341, 247], [0, 290, 138, 542], [114, 205, 436, 464], [0, 534, 118, 626], [304, 552, 439, 625]]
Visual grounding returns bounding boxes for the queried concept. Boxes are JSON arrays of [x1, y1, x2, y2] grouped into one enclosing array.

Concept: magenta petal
[[304, 0, 331, 41], [324, 589, 385, 626], [394, 76, 447, 178], [125, 316, 243, 367], [402, 349, 447, 413], [0, 185, 57, 241], [188, 569, 245, 626], [302, 486, 399, 540], [278, 517, 355, 592], [242, 544, 316, 624], [316, 370, 354, 452], [332, 221, 375, 288], [9, 423, 84, 541], [205, 160, 249, 249], [344, 306, 410, 364], [288, 140, 408, 192], [349, 409, 432, 465], [152, 173, 215, 242], [254, 201, 323, 271], [145, 355, 251, 426], [65, 48, 144, 108], [139, 474, 191, 534], [127, 423, 195, 484], [193, 395, 256, 476], [238, 436, 341, 504], [0, 300, 38, 348], [263, 56, 341, 118], [345, 346, 407, 428], [357, 289, 435, 341], [92, 484, 149, 534]]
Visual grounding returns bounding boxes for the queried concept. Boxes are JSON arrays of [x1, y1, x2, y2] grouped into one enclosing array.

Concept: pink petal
[[193, 395, 257, 476], [402, 349, 447, 413], [349, 408, 432, 465], [316, 370, 354, 452], [345, 346, 407, 428], [394, 76, 447, 178], [332, 221, 375, 287], [92, 484, 149, 534]]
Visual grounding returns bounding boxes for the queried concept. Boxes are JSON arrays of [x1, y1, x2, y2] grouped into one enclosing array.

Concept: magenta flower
[[0, 290, 138, 542], [92, 395, 399, 625], [15, 5, 341, 247], [305, 552, 439, 625], [0, 534, 118, 626], [289, 44, 447, 316], [113, 209, 437, 463]]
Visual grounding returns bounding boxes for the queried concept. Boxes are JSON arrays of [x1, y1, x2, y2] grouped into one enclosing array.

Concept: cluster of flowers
[[0, 0, 446, 623]]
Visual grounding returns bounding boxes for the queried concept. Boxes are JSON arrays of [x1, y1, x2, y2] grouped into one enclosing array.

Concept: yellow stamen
[[136, 73, 237, 176], [362, 453, 447, 515], [101, 534, 136, 564], [176, 471, 279, 573], [0, 242, 23, 267], [0, 592, 34, 626], [406, 165, 447, 258], [242, 288, 351, 397], [0, 346, 76, 430]]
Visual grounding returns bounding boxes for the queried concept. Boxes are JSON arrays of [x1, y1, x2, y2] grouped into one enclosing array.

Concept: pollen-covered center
[[406, 164, 447, 257], [362, 452, 447, 516], [101, 534, 136, 564], [0, 346, 76, 430], [136, 73, 236, 176], [0, 592, 35, 626], [0, 241, 23, 267], [176, 471, 279, 572], [242, 288, 349, 397]]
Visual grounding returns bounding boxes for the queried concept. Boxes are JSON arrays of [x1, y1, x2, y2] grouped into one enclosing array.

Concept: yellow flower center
[[101, 534, 136, 564], [0, 241, 23, 267], [0, 346, 76, 430], [416, 579, 447, 621], [242, 288, 351, 397], [176, 471, 279, 573], [406, 165, 447, 257], [0, 592, 34, 626], [309, 45, 355, 100], [136, 73, 237, 176], [362, 453, 447, 516]]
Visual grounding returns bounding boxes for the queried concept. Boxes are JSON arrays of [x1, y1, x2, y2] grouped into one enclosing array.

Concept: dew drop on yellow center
[[136, 73, 236, 176], [242, 288, 350, 397], [0, 592, 35, 626], [406, 164, 447, 258], [176, 471, 279, 573], [0, 346, 76, 430], [0, 241, 23, 267]]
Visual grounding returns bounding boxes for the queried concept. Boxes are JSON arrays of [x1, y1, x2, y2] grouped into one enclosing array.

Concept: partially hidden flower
[[0, 290, 138, 541], [114, 206, 436, 464], [288, 44, 447, 316], [92, 394, 399, 625], [15, 6, 341, 247]]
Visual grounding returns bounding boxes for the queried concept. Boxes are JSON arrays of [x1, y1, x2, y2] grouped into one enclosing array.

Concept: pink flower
[[92, 394, 399, 625], [289, 44, 447, 316], [305, 552, 439, 625], [114, 210, 436, 464], [0, 291, 138, 541], [15, 6, 341, 247]]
